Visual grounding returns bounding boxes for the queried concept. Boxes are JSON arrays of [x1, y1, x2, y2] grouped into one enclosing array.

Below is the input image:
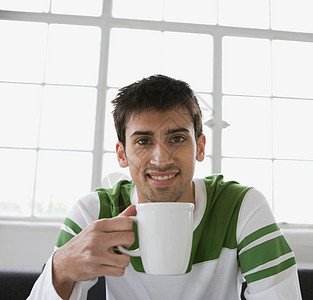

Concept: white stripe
[[60, 224, 77, 237], [66, 192, 100, 230], [238, 230, 282, 255]]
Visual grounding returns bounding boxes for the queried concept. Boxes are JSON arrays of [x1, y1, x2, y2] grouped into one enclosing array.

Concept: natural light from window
[[0, 0, 312, 224]]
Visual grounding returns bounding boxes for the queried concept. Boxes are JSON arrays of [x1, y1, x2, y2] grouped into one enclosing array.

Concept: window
[[0, 0, 312, 224]]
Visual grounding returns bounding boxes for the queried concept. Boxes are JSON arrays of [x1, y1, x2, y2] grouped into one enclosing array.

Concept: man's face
[[116, 108, 205, 204]]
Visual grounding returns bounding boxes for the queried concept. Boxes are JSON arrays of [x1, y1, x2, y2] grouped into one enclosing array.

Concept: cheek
[[127, 143, 150, 160], [176, 144, 197, 159]]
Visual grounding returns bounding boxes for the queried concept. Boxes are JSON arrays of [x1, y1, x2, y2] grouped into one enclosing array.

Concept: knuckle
[[125, 217, 134, 228], [82, 249, 94, 262], [89, 221, 99, 231], [120, 255, 130, 268], [115, 268, 126, 277], [117, 216, 133, 228], [85, 235, 98, 249], [127, 231, 135, 244]]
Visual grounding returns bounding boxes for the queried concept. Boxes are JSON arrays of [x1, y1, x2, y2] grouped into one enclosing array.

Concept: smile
[[150, 174, 175, 181], [146, 171, 179, 187]]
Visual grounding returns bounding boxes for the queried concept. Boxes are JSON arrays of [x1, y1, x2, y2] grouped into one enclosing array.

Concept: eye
[[171, 136, 186, 143], [136, 138, 151, 145]]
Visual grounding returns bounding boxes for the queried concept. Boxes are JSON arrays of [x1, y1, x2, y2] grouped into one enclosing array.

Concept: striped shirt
[[28, 174, 302, 300]]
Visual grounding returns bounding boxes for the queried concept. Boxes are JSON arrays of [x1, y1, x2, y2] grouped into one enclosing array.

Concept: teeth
[[151, 174, 175, 181]]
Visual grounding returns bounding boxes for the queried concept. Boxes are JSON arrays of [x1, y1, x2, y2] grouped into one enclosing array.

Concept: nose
[[150, 143, 174, 167]]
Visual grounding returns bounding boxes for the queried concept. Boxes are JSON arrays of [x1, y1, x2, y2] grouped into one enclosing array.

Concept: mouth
[[146, 170, 179, 186]]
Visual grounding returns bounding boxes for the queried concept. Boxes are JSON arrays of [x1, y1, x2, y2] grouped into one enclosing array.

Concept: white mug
[[118, 202, 194, 275]]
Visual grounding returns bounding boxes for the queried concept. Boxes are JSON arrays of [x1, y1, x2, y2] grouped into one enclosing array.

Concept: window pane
[[0, 0, 49, 13], [45, 24, 101, 86], [0, 21, 47, 83], [102, 153, 131, 181], [222, 96, 272, 158], [0, 149, 36, 216], [222, 37, 271, 96], [164, 0, 217, 25], [108, 29, 213, 91], [218, 0, 269, 29], [104, 89, 119, 151], [162, 32, 213, 92], [35, 151, 92, 216], [272, 40, 313, 98], [108, 28, 162, 88], [273, 98, 313, 160], [222, 158, 273, 207], [51, 0, 103, 16], [0, 83, 41, 148], [112, 0, 162, 21], [39, 86, 96, 150], [274, 160, 313, 223], [271, 0, 313, 33]]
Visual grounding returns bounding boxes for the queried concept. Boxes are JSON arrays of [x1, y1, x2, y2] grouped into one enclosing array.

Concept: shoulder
[[196, 175, 253, 250], [236, 188, 277, 242], [68, 191, 101, 224], [236, 189, 299, 295], [95, 180, 135, 218], [202, 174, 252, 211]]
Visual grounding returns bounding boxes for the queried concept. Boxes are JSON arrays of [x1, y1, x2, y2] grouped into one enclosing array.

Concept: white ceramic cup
[[118, 202, 194, 275]]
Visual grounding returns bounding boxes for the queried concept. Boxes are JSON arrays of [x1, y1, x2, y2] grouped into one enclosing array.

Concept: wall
[[1, 221, 313, 269], [0, 221, 60, 268]]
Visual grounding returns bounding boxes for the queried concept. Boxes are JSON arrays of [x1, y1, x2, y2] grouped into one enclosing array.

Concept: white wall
[[1, 221, 313, 269], [0, 221, 60, 268]]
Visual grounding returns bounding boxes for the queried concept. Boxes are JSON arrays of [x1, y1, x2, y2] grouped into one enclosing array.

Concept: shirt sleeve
[[27, 253, 98, 300], [236, 188, 302, 299], [26, 255, 62, 300], [27, 192, 101, 300]]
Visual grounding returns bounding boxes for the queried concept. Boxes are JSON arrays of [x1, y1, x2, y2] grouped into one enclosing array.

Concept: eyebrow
[[166, 127, 190, 135], [130, 127, 190, 138], [130, 130, 154, 137]]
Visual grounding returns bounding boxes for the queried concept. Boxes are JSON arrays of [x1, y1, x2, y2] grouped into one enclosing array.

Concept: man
[[28, 75, 302, 299]]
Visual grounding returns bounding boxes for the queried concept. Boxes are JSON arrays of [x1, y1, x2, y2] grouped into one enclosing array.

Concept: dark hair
[[112, 74, 203, 146]]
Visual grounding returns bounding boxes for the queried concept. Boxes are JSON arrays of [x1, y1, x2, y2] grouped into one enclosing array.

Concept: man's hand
[[52, 205, 136, 300]]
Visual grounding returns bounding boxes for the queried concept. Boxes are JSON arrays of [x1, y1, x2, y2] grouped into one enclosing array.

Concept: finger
[[93, 215, 133, 233], [90, 249, 130, 266], [119, 204, 137, 217], [79, 257, 130, 280], [103, 251, 131, 269], [102, 231, 135, 250], [94, 264, 129, 277]]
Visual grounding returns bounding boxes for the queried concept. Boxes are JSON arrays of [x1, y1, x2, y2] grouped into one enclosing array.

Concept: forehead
[[126, 108, 194, 134]]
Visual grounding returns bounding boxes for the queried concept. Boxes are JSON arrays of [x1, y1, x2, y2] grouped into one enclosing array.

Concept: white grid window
[[0, 1, 312, 224]]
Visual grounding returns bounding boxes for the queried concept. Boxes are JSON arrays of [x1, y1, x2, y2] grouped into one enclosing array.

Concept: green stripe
[[188, 177, 252, 269], [96, 180, 134, 219], [64, 217, 82, 235], [245, 257, 296, 283], [238, 223, 280, 252], [239, 235, 292, 273], [55, 229, 75, 248]]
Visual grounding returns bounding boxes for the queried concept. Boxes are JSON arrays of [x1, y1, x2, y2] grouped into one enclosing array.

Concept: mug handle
[[117, 216, 141, 257]]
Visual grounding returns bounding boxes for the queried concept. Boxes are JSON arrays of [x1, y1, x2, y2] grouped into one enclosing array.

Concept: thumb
[[119, 204, 137, 217]]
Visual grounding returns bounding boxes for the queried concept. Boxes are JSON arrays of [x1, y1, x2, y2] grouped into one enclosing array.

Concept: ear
[[116, 141, 128, 168], [196, 134, 206, 162]]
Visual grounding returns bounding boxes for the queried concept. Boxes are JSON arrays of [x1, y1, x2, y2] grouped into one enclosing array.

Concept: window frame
[[1, 2, 313, 223]]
